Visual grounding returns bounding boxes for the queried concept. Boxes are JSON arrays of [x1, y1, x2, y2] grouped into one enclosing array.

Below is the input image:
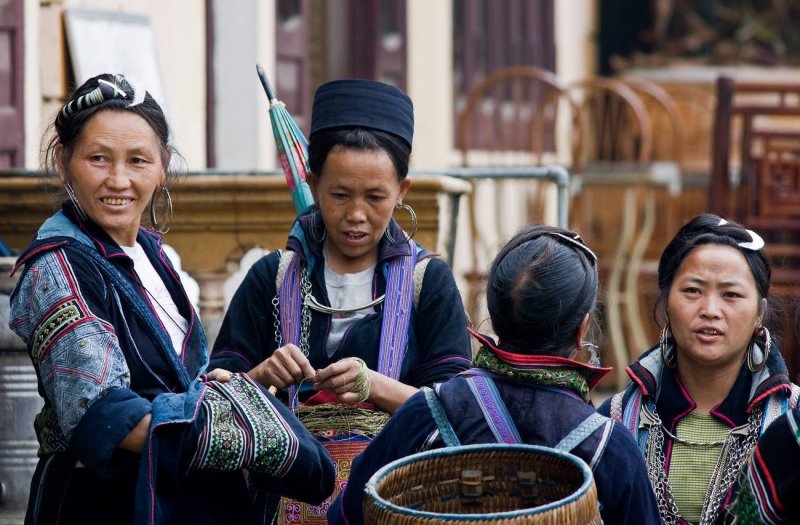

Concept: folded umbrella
[[256, 64, 315, 216]]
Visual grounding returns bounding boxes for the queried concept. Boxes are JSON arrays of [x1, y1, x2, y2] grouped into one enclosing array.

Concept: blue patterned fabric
[[137, 374, 333, 525]]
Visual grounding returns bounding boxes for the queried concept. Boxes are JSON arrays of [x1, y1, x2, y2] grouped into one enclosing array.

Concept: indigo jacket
[[598, 344, 800, 524], [9, 203, 334, 525], [329, 372, 661, 525]]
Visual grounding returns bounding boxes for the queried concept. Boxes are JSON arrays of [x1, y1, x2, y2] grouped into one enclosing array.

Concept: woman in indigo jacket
[[329, 225, 661, 525], [210, 79, 472, 522], [9, 74, 333, 525], [210, 80, 471, 412], [598, 214, 799, 525]]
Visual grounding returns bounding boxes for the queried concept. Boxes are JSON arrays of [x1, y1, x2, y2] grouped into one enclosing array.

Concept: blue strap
[[421, 387, 460, 447], [465, 375, 522, 444], [554, 412, 610, 452]]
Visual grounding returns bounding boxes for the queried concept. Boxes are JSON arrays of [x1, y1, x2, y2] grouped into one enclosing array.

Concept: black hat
[[310, 79, 414, 148]]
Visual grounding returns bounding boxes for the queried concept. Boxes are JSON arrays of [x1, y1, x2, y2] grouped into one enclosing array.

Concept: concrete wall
[[212, 0, 277, 171], [29, 0, 207, 170]]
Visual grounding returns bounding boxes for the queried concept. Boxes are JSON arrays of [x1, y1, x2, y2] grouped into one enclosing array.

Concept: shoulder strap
[[413, 256, 431, 310], [554, 412, 611, 453], [421, 386, 461, 447], [275, 249, 295, 293], [609, 391, 625, 423], [464, 375, 522, 444]]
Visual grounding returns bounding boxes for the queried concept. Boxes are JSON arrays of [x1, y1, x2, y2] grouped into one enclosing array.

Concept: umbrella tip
[[255, 64, 276, 102]]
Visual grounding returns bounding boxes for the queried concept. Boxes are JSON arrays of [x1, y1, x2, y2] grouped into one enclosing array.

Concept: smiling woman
[[598, 213, 800, 525], [8, 73, 334, 525], [58, 110, 166, 247]]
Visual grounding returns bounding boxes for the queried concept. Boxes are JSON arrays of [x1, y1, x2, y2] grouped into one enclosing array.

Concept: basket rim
[[364, 443, 595, 521]]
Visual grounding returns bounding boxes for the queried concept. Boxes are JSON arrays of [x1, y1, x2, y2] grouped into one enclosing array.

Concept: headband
[[717, 219, 765, 251], [58, 74, 146, 126]]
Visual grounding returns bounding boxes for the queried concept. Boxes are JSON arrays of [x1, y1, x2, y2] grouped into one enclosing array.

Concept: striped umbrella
[[256, 64, 315, 216]]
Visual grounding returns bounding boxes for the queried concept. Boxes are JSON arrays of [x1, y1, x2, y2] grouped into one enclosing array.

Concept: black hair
[[307, 127, 411, 181], [487, 224, 599, 356], [43, 73, 180, 185], [654, 213, 771, 325]]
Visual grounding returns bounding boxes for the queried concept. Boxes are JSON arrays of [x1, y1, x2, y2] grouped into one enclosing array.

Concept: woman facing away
[[208, 79, 472, 520], [328, 225, 661, 525], [8, 73, 333, 525], [598, 213, 800, 525]]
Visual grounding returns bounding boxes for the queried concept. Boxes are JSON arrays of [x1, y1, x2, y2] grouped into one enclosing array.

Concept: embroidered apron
[[277, 242, 417, 524]]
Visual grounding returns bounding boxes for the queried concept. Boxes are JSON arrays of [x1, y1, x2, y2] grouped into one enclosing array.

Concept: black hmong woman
[[9, 73, 333, 525], [209, 79, 472, 521], [599, 213, 800, 524], [328, 225, 661, 524]]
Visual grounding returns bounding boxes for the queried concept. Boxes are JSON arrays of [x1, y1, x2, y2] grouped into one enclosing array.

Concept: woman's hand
[[248, 343, 316, 389], [314, 359, 419, 413], [207, 368, 234, 383], [314, 358, 369, 404]]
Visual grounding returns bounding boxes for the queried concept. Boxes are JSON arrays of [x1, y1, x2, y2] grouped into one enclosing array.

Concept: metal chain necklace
[[659, 424, 729, 448], [272, 263, 313, 357], [144, 286, 188, 336], [642, 403, 763, 525]]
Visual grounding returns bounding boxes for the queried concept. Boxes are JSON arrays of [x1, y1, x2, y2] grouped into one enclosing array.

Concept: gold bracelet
[[343, 357, 371, 403]]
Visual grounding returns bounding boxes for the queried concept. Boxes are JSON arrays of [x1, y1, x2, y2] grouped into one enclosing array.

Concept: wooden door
[[276, 0, 312, 133], [347, 0, 407, 89], [0, 0, 23, 168]]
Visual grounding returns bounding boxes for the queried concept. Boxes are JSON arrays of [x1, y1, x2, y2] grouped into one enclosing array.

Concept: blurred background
[[1, 0, 800, 519]]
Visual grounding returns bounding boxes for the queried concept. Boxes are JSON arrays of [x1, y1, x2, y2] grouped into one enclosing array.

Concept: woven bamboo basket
[[363, 444, 600, 525]]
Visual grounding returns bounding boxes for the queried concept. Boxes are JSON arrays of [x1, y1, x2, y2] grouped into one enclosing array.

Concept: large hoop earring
[[385, 203, 418, 245], [308, 210, 327, 243], [64, 183, 88, 221], [149, 186, 173, 234], [660, 324, 676, 369], [747, 326, 771, 373]]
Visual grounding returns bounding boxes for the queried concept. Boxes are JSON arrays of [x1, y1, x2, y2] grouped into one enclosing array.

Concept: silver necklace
[[642, 403, 762, 525], [659, 423, 728, 447], [143, 286, 188, 336]]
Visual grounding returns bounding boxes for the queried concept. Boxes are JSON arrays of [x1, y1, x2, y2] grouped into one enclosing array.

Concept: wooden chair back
[[710, 76, 800, 217], [566, 77, 653, 174], [457, 66, 578, 167], [623, 77, 683, 166]]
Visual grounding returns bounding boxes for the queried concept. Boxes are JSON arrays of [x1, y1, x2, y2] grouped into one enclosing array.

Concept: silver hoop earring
[[150, 186, 173, 234], [747, 326, 771, 373], [385, 203, 418, 245], [660, 324, 676, 369], [64, 183, 88, 221], [581, 341, 601, 368], [308, 210, 327, 243]]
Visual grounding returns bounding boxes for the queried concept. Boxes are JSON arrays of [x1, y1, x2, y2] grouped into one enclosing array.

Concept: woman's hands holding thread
[[247, 349, 373, 405], [248, 343, 317, 389], [313, 357, 371, 404]]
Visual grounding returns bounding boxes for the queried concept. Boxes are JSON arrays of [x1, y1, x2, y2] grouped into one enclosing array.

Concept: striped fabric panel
[[376, 239, 417, 380], [746, 445, 784, 524], [465, 376, 522, 444], [667, 412, 730, 522]]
